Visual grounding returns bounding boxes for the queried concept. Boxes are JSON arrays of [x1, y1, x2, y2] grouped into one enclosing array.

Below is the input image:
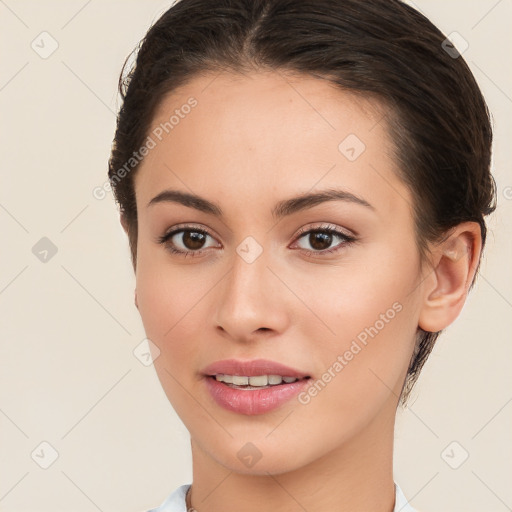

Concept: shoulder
[[394, 482, 423, 512]]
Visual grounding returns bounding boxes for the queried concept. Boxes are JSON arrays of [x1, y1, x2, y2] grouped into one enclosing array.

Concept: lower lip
[[204, 376, 310, 415]]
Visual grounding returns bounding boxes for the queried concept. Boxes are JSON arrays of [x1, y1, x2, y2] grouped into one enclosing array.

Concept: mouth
[[201, 359, 312, 415]]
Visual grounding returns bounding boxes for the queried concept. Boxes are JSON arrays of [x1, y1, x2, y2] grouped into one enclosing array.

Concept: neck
[[187, 399, 398, 512]]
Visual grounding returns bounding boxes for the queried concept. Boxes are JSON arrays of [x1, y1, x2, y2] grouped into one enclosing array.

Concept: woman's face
[[133, 70, 426, 474]]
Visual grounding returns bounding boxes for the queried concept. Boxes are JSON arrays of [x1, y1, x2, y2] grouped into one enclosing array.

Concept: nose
[[214, 246, 290, 343]]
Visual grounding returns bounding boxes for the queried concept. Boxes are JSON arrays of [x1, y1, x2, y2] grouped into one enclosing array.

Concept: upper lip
[[201, 359, 310, 378]]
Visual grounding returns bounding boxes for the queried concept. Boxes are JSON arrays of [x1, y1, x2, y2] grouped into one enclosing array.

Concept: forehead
[[150, 70, 386, 150], [135, 70, 412, 220]]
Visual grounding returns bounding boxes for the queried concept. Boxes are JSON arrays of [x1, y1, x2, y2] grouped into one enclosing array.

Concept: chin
[[219, 453, 304, 476], [199, 433, 321, 476]]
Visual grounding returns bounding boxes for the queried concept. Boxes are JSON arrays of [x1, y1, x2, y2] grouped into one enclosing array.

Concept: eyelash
[[157, 223, 357, 258]]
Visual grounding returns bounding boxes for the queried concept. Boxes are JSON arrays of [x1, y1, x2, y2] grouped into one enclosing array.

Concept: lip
[[201, 358, 310, 379], [201, 359, 311, 416]]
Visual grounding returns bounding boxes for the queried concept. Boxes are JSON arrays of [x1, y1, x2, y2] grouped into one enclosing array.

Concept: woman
[[108, 0, 496, 510]]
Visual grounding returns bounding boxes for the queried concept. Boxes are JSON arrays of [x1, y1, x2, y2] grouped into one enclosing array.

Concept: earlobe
[[418, 223, 482, 333]]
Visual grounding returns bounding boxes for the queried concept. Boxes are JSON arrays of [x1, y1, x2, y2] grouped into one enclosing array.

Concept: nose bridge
[[214, 239, 288, 339]]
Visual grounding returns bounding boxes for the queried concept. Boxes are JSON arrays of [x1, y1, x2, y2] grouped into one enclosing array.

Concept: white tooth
[[268, 375, 283, 385], [215, 374, 223, 381], [249, 375, 268, 386], [282, 376, 298, 383], [221, 374, 233, 384], [232, 375, 249, 385]]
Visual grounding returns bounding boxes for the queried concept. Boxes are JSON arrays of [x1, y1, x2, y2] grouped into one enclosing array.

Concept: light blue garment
[[146, 482, 417, 511]]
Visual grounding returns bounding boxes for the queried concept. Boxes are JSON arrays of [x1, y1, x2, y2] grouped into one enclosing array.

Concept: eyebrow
[[147, 187, 375, 220]]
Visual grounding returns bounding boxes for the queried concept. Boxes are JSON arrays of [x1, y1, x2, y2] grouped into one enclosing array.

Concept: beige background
[[0, 1, 511, 511]]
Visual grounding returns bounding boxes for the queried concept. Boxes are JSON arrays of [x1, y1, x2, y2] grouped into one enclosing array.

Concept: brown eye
[[308, 231, 333, 251], [158, 227, 219, 256], [293, 226, 356, 255], [180, 231, 207, 250]]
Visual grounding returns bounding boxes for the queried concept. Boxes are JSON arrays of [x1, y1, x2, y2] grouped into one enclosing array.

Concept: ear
[[418, 222, 482, 333]]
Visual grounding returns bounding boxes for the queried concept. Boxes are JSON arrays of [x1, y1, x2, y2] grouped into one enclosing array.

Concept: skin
[[125, 70, 481, 512]]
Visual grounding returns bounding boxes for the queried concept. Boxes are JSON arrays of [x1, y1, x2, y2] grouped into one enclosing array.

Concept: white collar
[[146, 481, 418, 512]]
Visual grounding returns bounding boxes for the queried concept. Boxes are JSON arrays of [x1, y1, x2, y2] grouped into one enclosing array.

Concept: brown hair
[[108, 0, 496, 405]]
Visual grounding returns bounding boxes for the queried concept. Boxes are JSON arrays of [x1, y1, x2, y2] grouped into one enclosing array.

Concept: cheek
[[299, 237, 419, 339], [135, 257, 212, 414], [136, 261, 208, 346], [298, 245, 420, 417]]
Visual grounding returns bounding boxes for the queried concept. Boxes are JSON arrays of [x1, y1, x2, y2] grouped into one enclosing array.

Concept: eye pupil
[[309, 231, 332, 250], [183, 231, 206, 249]]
